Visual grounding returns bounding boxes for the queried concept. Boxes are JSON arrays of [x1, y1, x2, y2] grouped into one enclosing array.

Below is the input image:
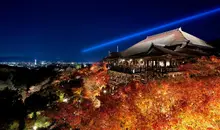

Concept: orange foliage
[[48, 56, 220, 130]]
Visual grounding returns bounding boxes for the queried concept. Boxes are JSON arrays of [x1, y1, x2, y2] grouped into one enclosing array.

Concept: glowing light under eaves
[[82, 7, 220, 53]]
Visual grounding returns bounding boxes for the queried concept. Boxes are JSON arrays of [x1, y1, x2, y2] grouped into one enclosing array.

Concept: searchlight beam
[[82, 8, 220, 53]]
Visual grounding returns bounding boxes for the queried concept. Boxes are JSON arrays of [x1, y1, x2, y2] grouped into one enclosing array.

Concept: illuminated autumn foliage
[[47, 56, 220, 130]]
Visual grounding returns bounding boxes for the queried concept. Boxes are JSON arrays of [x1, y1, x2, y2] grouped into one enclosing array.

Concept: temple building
[[104, 28, 215, 74]]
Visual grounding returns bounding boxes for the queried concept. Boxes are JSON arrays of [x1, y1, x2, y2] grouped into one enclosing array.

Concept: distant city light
[[41, 61, 46, 65], [0, 61, 93, 68], [34, 59, 37, 66], [82, 7, 220, 52]]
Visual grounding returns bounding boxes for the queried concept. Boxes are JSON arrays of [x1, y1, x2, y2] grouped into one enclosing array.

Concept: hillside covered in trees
[[1, 56, 220, 130]]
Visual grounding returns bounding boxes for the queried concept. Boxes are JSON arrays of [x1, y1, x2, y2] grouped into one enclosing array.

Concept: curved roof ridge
[[179, 29, 213, 48], [120, 28, 213, 57], [145, 28, 181, 40]]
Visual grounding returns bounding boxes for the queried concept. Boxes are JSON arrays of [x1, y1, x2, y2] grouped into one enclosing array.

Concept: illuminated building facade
[[104, 28, 215, 74], [34, 59, 37, 66]]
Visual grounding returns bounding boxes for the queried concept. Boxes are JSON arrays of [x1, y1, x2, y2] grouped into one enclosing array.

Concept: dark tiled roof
[[120, 28, 213, 57]]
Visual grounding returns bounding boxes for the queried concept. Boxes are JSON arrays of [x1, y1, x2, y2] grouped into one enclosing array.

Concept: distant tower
[[34, 59, 37, 65], [108, 51, 111, 56], [117, 45, 119, 52]]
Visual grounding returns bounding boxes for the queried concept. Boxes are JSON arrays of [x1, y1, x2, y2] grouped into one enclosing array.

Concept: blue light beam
[[82, 7, 220, 53]]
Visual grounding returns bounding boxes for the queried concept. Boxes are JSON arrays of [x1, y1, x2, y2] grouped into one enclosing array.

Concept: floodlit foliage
[[25, 112, 52, 130], [8, 121, 19, 130], [46, 57, 220, 129]]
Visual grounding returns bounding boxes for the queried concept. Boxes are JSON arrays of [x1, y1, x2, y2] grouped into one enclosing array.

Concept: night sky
[[0, 0, 220, 62]]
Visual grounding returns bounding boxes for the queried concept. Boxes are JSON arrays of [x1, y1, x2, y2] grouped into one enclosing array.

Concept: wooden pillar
[[164, 60, 166, 68], [152, 60, 154, 69], [134, 59, 136, 73], [164, 62, 166, 74], [147, 60, 149, 69], [170, 59, 173, 67], [171, 60, 174, 71]]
